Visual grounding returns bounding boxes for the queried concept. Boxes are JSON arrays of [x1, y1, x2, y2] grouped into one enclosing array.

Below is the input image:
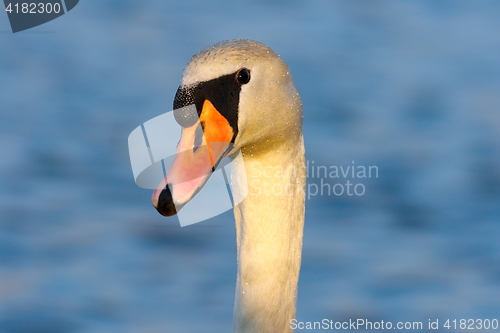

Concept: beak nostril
[[193, 122, 204, 153]]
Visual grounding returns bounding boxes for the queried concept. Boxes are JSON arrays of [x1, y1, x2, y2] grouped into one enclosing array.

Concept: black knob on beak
[[173, 104, 199, 128]]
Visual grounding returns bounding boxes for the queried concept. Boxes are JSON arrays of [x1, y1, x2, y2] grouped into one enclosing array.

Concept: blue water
[[1, 1, 500, 332]]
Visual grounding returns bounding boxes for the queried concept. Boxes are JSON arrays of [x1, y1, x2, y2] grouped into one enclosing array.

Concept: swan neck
[[233, 139, 305, 333]]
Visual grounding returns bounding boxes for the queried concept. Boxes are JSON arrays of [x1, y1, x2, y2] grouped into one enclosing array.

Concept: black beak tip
[[156, 186, 178, 216]]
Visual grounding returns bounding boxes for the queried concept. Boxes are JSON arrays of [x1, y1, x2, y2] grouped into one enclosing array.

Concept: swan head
[[152, 39, 302, 216]]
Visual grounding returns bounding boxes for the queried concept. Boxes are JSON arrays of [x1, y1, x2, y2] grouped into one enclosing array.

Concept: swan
[[151, 39, 305, 333]]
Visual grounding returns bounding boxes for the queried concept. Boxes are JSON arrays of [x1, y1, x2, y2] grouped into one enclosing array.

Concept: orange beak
[[152, 100, 234, 216]]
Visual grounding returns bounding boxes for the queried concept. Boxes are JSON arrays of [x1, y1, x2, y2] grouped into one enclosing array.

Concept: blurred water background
[[1, 1, 500, 332]]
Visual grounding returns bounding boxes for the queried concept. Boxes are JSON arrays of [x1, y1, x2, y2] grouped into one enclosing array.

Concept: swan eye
[[236, 69, 251, 84]]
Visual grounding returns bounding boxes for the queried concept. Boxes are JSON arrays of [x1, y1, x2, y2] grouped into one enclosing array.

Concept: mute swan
[[152, 40, 305, 333]]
